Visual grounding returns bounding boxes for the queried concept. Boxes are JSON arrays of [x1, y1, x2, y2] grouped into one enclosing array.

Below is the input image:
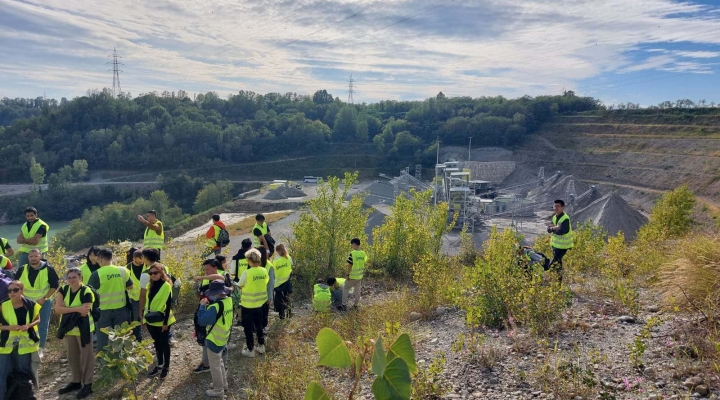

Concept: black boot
[[76, 384, 93, 399], [58, 382, 82, 394]]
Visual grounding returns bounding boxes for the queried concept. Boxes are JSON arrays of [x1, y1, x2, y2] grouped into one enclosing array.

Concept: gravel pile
[[573, 192, 648, 240], [280, 187, 307, 198], [529, 174, 591, 205], [263, 188, 287, 200]]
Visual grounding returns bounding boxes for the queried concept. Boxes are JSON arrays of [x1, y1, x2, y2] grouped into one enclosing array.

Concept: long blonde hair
[[275, 244, 289, 258]]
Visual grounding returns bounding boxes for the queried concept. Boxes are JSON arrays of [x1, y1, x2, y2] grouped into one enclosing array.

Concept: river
[[0, 220, 72, 243]]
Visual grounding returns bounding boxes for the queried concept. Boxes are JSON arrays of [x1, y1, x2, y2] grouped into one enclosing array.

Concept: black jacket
[[56, 311, 92, 347]]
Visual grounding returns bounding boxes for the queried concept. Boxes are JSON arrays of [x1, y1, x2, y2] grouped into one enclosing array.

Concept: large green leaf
[[304, 382, 332, 400], [371, 357, 411, 400], [316, 328, 352, 368], [386, 334, 417, 373], [372, 337, 387, 376]]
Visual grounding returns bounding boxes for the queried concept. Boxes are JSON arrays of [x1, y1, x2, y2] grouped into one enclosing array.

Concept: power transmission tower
[[347, 74, 355, 104], [107, 47, 123, 98]]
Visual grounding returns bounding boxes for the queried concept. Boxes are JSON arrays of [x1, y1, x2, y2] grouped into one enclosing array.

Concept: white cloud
[[1, 0, 720, 102]]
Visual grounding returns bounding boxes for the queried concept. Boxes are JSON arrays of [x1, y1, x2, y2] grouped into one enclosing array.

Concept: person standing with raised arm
[[138, 210, 165, 260]]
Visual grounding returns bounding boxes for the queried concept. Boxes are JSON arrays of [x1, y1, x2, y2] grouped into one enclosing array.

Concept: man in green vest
[[252, 214, 270, 249], [342, 238, 367, 310], [16, 248, 59, 357], [202, 215, 226, 259], [16, 207, 49, 271], [88, 248, 133, 352], [312, 277, 346, 312], [138, 210, 164, 259], [547, 199, 574, 281], [238, 248, 268, 358]]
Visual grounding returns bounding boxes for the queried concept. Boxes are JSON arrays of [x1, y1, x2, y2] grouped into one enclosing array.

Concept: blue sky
[[1, 0, 720, 106]]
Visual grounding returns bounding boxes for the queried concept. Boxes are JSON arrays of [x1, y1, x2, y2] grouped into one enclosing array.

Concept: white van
[[303, 176, 318, 183]]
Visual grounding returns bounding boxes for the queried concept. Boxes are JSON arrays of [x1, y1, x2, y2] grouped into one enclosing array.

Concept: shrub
[[454, 228, 568, 332], [95, 322, 154, 400], [412, 353, 451, 399], [289, 172, 370, 298], [413, 253, 455, 313], [637, 185, 695, 243], [371, 190, 449, 278]]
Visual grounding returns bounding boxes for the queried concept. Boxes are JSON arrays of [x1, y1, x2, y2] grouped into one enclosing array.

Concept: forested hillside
[[0, 89, 600, 182]]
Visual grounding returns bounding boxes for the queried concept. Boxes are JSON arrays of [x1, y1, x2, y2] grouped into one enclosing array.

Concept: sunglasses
[[8, 288, 21, 294], [149, 271, 161, 276]]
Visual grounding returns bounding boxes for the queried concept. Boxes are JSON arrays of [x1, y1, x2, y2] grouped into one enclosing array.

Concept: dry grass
[[658, 234, 720, 312], [226, 211, 292, 236]]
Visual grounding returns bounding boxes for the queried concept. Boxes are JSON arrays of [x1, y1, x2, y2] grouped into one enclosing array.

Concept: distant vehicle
[[303, 176, 318, 183]]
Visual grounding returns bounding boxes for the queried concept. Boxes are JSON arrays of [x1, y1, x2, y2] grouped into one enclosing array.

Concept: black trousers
[[274, 281, 292, 319], [550, 248, 568, 282], [241, 304, 267, 350], [147, 325, 171, 369]]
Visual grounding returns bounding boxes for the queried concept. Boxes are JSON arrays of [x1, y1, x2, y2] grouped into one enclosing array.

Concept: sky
[[2, 0, 720, 106]]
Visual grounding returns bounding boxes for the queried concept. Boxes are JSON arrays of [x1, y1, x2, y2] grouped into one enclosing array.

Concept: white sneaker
[[241, 348, 255, 358], [255, 345, 266, 354], [206, 389, 225, 397]]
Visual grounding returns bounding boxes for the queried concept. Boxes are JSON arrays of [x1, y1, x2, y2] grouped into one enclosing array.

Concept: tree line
[[0, 89, 601, 183]]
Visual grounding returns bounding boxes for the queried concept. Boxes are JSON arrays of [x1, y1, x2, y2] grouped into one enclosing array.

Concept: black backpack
[[264, 234, 275, 255], [217, 228, 230, 248]]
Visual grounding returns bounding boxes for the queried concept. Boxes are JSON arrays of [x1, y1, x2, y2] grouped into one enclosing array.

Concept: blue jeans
[[0, 347, 33, 399], [96, 307, 129, 352], [38, 298, 53, 348], [129, 300, 143, 341]]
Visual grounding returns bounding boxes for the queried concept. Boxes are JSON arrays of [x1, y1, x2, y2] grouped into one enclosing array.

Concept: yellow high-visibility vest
[[241, 267, 268, 308], [19, 219, 49, 253], [206, 297, 233, 347], [96, 265, 128, 310], [144, 281, 176, 327], [18, 265, 50, 302], [0, 300, 40, 355], [143, 221, 165, 250], [551, 214, 574, 250], [252, 222, 268, 247], [312, 284, 331, 312], [126, 263, 141, 301], [349, 250, 367, 280], [273, 256, 292, 288], [61, 285, 95, 336]]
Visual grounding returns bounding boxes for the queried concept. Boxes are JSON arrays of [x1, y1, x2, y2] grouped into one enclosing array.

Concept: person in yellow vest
[[16, 248, 59, 355], [0, 255, 13, 273], [257, 246, 274, 329], [0, 280, 41, 399], [88, 249, 133, 352], [126, 249, 144, 341], [312, 279, 332, 312], [0, 237, 14, 258], [342, 238, 367, 310], [202, 215, 226, 259], [547, 199, 574, 282], [272, 244, 293, 319], [55, 267, 95, 399], [238, 248, 268, 358], [138, 210, 165, 259], [192, 259, 232, 374], [143, 263, 175, 379], [16, 207, 49, 271], [79, 246, 101, 286], [252, 214, 270, 249], [197, 280, 233, 397]]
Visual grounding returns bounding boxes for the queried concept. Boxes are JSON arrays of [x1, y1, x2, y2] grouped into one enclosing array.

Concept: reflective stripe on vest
[[312, 284, 331, 312], [273, 256, 292, 287], [97, 266, 128, 310], [19, 219, 49, 253], [252, 223, 267, 247], [143, 221, 165, 250], [206, 225, 221, 248], [551, 214, 574, 250], [62, 285, 95, 336], [241, 267, 268, 308], [144, 281, 176, 327], [126, 263, 141, 301], [349, 250, 367, 280], [18, 265, 50, 301], [0, 300, 39, 355], [206, 297, 233, 347]]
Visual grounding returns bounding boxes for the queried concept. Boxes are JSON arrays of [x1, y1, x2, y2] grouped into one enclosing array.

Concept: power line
[[106, 47, 123, 98]]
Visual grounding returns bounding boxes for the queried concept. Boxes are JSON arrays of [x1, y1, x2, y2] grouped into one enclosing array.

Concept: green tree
[[333, 106, 359, 142], [72, 159, 89, 181], [371, 190, 449, 278], [193, 180, 234, 213], [29, 156, 45, 190], [289, 172, 369, 294], [637, 185, 695, 242]]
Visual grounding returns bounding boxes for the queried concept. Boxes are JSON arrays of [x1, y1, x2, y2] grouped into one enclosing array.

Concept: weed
[[453, 332, 506, 370], [412, 353, 451, 400], [628, 317, 662, 369]]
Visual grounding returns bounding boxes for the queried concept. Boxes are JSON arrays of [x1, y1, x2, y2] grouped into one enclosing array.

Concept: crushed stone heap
[[572, 192, 647, 240]]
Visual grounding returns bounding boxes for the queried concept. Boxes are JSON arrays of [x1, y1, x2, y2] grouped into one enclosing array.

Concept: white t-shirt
[[139, 272, 150, 288], [237, 270, 247, 287]]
